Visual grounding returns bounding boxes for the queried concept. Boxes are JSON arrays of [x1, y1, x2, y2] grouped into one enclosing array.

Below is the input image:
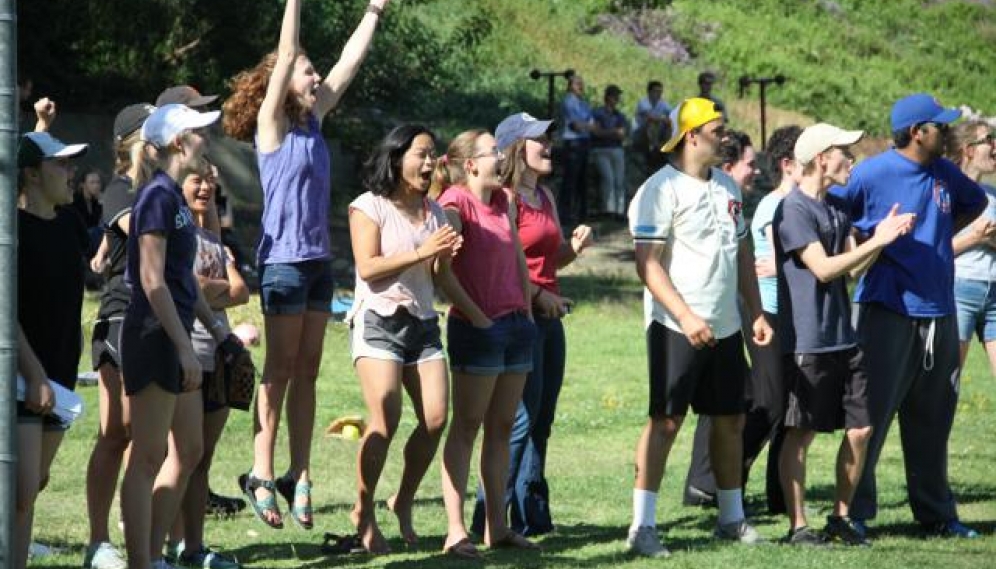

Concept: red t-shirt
[[438, 186, 526, 319], [515, 187, 562, 295]]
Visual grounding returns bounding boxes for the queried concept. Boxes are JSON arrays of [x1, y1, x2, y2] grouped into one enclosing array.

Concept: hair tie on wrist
[[366, 4, 383, 16]]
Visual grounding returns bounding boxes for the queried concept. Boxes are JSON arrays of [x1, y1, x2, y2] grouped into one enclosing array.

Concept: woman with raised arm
[[432, 129, 539, 559], [346, 125, 461, 553], [118, 104, 242, 569], [223, 0, 392, 530]]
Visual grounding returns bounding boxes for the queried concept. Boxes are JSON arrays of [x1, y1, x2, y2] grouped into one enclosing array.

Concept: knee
[[649, 415, 683, 440], [99, 423, 132, 452], [423, 410, 448, 439], [177, 439, 205, 473], [129, 446, 167, 479], [848, 426, 873, 445], [448, 413, 484, 444]]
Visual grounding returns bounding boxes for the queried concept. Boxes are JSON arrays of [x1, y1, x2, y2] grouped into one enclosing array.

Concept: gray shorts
[[350, 307, 444, 366]]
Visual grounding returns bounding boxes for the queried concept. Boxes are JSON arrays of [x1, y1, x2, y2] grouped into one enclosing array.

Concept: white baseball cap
[[17, 132, 88, 168], [794, 123, 864, 166], [141, 103, 220, 148], [495, 112, 555, 151]]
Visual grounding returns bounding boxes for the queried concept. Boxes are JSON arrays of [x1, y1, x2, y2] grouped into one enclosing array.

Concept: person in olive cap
[[15, 131, 89, 569]]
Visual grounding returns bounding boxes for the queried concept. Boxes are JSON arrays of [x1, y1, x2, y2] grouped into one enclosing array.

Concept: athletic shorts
[[259, 259, 334, 316], [646, 321, 749, 417], [350, 307, 444, 366], [91, 316, 124, 370], [120, 315, 184, 396], [783, 347, 870, 433], [954, 277, 996, 343], [447, 312, 536, 376]]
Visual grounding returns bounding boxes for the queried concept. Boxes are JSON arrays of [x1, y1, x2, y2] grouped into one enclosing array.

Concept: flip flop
[[321, 533, 365, 555], [276, 475, 313, 530], [443, 537, 482, 560], [238, 472, 283, 529], [489, 531, 540, 550]]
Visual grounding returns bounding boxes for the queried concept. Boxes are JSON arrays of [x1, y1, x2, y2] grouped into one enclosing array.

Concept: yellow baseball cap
[[661, 97, 725, 153]]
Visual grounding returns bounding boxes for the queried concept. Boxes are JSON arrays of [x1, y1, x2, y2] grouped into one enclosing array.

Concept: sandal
[[321, 533, 365, 555], [443, 537, 482, 560], [238, 473, 283, 529], [276, 474, 314, 530]]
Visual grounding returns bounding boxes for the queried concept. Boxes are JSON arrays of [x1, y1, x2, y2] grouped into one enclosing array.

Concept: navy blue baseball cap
[[890, 93, 960, 132]]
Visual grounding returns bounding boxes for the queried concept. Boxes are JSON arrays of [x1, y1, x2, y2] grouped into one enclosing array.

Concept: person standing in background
[[590, 84, 629, 220], [633, 80, 672, 175], [559, 74, 592, 224]]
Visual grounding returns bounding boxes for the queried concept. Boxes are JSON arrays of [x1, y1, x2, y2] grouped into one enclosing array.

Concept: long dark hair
[[362, 124, 436, 197]]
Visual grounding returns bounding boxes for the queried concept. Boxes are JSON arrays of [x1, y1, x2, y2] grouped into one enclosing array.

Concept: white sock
[[716, 488, 745, 525], [631, 489, 657, 532]]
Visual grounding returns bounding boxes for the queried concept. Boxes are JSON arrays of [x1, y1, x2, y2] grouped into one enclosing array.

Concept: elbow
[[813, 270, 835, 284], [231, 286, 251, 306]]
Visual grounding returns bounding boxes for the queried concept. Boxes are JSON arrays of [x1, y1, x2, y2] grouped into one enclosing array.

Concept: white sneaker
[[626, 526, 671, 558], [84, 541, 128, 569], [715, 519, 764, 544]]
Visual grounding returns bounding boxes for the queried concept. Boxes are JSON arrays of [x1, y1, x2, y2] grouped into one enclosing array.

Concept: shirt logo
[[175, 206, 195, 229], [727, 199, 743, 221], [933, 180, 951, 215]]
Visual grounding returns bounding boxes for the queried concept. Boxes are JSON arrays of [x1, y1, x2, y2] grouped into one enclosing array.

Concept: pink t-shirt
[[515, 187, 562, 295], [437, 186, 525, 319], [348, 192, 447, 320]]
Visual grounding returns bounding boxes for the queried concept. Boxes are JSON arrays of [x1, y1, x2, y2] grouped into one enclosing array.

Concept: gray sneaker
[[84, 542, 128, 569], [715, 519, 764, 544], [626, 526, 671, 558]]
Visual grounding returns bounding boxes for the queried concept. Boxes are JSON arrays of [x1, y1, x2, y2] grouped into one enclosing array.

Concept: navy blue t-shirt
[[125, 170, 199, 330], [774, 189, 856, 354], [831, 149, 984, 317]]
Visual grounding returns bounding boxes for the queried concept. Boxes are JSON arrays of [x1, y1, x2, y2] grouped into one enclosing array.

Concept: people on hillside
[[83, 102, 156, 569], [833, 93, 984, 539], [432, 129, 539, 559], [697, 71, 728, 122], [590, 84, 630, 219], [774, 123, 914, 546], [14, 130, 89, 569], [222, 0, 392, 531], [469, 112, 593, 538], [947, 121, 996, 373], [346, 125, 461, 553], [626, 98, 772, 558], [684, 127, 797, 514], [633, 80, 672, 175], [165, 160, 250, 568], [559, 73, 593, 224], [118, 103, 241, 569]]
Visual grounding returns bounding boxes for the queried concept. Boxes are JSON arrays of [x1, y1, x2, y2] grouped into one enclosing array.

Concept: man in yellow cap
[[624, 98, 773, 556]]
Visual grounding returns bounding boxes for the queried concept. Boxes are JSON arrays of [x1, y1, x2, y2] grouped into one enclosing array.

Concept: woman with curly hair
[[223, 0, 391, 530]]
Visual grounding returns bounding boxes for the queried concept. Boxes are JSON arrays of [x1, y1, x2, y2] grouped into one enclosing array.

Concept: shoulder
[[711, 168, 742, 198], [436, 186, 466, 209], [349, 191, 381, 216]]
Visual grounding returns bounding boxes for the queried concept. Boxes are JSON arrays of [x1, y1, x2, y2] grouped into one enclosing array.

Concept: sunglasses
[[471, 148, 506, 160], [968, 133, 995, 146], [919, 121, 950, 134]]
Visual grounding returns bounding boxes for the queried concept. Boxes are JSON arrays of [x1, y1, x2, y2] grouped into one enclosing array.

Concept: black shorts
[[91, 317, 124, 370], [783, 347, 870, 433], [120, 315, 184, 396], [647, 321, 749, 417]]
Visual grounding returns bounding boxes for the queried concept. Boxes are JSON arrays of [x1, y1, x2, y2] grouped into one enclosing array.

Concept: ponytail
[[428, 129, 487, 199]]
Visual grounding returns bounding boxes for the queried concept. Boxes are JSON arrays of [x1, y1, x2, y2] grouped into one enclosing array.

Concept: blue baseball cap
[[890, 93, 961, 132]]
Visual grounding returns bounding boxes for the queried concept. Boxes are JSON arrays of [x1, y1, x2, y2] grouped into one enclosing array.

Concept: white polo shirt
[[628, 164, 747, 338]]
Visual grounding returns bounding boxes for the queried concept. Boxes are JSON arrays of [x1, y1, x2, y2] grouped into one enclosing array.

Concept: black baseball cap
[[18, 132, 88, 168], [114, 103, 156, 142], [156, 85, 219, 108]]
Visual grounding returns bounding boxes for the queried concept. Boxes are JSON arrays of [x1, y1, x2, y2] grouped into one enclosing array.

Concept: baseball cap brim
[[660, 100, 724, 153], [52, 143, 89, 159], [931, 108, 961, 125]]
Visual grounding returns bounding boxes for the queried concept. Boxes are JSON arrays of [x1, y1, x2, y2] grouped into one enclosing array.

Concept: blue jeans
[[472, 315, 565, 536]]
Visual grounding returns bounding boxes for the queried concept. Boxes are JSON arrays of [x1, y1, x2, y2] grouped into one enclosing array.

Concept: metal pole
[[759, 83, 768, 151], [0, 1, 17, 566], [546, 75, 555, 121]]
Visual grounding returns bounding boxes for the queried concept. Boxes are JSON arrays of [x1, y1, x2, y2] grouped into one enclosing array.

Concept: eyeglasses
[[968, 133, 995, 146], [471, 148, 506, 160], [920, 122, 950, 134]]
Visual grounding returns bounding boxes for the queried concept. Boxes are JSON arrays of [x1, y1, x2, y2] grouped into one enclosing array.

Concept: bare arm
[[349, 207, 460, 283], [798, 209, 915, 283], [953, 215, 996, 256], [738, 239, 773, 346], [17, 325, 54, 415], [635, 241, 714, 349], [33, 97, 55, 132], [314, 0, 391, 120], [754, 225, 776, 278], [256, 0, 302, 153]]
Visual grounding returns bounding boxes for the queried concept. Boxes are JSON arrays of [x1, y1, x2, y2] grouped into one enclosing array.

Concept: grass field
[[30, 237, 996, 568]]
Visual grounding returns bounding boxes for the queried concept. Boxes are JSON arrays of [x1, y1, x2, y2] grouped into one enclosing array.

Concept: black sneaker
[[207, 489, 247, 517], [784, 526, 829, 546], [825, 515, 871, 546]]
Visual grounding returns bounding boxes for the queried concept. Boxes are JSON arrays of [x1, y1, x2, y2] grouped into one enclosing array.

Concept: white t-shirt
[[628, 164, 747, 337], [348, 192, 448, 320]]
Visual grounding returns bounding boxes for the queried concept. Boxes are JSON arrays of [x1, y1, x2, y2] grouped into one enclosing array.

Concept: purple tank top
[[256, 113, 332, 265]]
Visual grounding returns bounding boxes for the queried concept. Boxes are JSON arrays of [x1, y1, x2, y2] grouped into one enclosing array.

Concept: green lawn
[[32, 266, 996, 568]]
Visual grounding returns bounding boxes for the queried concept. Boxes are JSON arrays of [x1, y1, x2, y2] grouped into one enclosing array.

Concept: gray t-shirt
[[191, 228, 229, 371], [773, 188, 856, 354], [954, 183, 996, 282]]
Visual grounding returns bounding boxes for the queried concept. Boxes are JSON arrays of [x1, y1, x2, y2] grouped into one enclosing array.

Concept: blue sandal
[[277, 475, 313, 530], [239, 473, 283, 529]]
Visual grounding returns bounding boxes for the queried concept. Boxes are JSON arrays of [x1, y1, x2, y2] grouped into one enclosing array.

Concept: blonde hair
[[130, 131, 197, 190], [429, 129, 488, 199], [946, 120, 991, 166]]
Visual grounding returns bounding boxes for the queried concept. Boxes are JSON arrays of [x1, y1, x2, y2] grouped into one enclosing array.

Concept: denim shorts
[[954, 277, 996, 342], [350, 308, 444, 366], [446, 312, 536, 376], [259, 259, 334, 316]]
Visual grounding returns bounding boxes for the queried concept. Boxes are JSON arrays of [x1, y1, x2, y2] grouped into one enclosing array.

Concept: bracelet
[[366, 3, 383, 16]]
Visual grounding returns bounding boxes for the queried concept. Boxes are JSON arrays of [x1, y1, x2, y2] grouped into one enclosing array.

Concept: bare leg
[[14, 422, 43, 569], [634, 415, 684, 491], [482, 372, 535, 547], [441, 371, 497, 553], [122, 383, 176, 569], [779, 427, 816, 530], [150, 391, 204, 560], [709, 414, 746, 490], [389, 358, 449, 545], [983, 339, 996, 378], [834, 427, 871, 517], [181, 407, 230, 554], [351, 357, 403, 554], [86, 363, 131, 545]]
